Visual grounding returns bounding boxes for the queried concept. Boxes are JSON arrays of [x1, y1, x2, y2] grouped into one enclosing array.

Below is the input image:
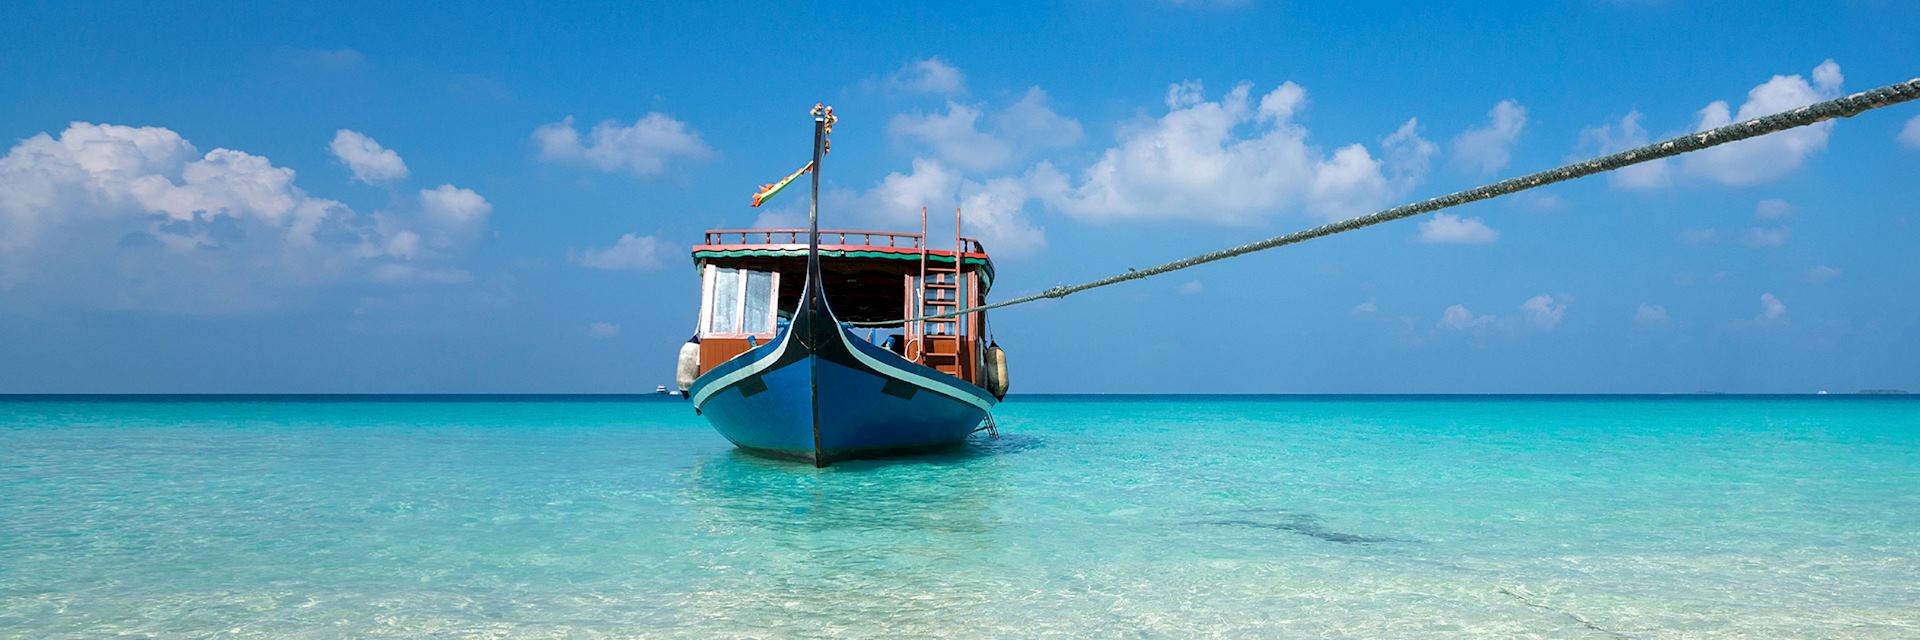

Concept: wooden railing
[[702, 229, 987, 254]]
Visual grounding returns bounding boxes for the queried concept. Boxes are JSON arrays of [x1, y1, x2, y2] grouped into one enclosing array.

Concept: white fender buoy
[[983, 343, 1010, 399], [676, 341, 701, 392]]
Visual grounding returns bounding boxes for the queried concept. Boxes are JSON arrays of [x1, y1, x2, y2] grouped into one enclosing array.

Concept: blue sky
[[2, 1, 1918, 393]]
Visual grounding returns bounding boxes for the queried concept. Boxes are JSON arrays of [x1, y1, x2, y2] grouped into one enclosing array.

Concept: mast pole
[[808, 112, 825, 294], [802, 108, 827, 348], [806, 108, 827, 466]]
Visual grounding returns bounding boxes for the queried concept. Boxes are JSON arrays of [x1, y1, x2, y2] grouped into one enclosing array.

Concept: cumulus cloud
[[999, 87, 1084, 149], [1902, 115, 1920, 149], [889, 57, 966, 96], [1038, 80, 1404, 224], [1351, 299, 1378, 315], [1683, 60, 1843, 185], [1756, 292, 1787, 324], [1520, 294, 1566, 329], [1577, 111, 1670, 189], [1634, 303, 1672, 327], [329, 129, 408, 184], [1741, 226, 1791, 248], [1381, 118, 1438, 190], [826, 158, 1047, 257], [1437, 304, 1497, 331], [1451, 100, 1527, 175], [1754, 198, 1794, 220], [1804, 264, 1841, 284], [587, 321, 620, 338], [532, 114, 713, 177], [570, 233, 666, 271], [418, 185, 490, 225], [735, 158, 1048, 258], [1416, 213, 1499, 244], [956, 175, 1047, 257], [891, 87, 1085, 174], [889, 103, 1014, 173], [0, 122, 485, 312]]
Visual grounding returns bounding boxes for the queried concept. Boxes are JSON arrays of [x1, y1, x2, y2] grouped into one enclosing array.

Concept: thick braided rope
[[849, 77, 1920, 328]]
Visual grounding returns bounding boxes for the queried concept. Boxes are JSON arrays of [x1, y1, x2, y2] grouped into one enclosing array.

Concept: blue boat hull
[[688, 113, 996, 466], [687, 279, 997, 466]]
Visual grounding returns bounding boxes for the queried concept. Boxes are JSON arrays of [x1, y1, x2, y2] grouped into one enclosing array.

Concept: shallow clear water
[[2, 395, 1917, 638]]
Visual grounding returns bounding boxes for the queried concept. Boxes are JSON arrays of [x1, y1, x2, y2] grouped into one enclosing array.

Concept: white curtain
[[743, 270, 774, 334], [708, 267, 742, 334]]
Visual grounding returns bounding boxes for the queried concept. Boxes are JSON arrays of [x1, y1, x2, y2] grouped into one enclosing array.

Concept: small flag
[[750, 104, 838, 208], [751, 161, 813, 208]]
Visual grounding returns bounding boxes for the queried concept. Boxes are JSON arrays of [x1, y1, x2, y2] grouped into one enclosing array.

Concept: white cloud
[[1351, 299, 1378, 315], [1634, 303, 1672, 327], [0, 122, 478, 311], [999, 87, 1084, 150], [1578, 111, 1670, 189], [889, 57, 966, 96], [1451, 99, 1527, 175], [418, 185, 490, 225], [889, 103, 1014, 173], [889, 87, 1083, 173], [1901, 115, 1920, 149], [1520, 294, 1566, 330], [957, 175, 1047, 257], [1437, 304, 1497, 331], [587, 321, 620, 338], [532, 114, 713, 177], [828, 158, 1047, 258], [1416, 213, 1499, 244], [1754, 198, 1794, 220], [1177, 280, 1204, 295], [1381, 118, 1438, 190], [385, 230, 421, 259], [1804, 264, 1841, 284], [747, 204, 807, 230], [329, 129, 409, 184], [1741, 226, 1791, 248], [1683, 60, 1843, 185], [1039, 80, 1402, 224], [1756, 292, 1787, 323], [570, 233, 666, 271]]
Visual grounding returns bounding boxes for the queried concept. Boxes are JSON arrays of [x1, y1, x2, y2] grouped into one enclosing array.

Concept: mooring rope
[[848, 76, 1920, 328]]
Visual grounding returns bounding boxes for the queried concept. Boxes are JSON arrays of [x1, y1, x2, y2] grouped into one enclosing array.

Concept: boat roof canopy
[[692, 229, 995, 293]]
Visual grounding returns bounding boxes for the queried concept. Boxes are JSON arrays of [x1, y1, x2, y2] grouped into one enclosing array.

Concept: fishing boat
[[674, 106, 1010, 466]]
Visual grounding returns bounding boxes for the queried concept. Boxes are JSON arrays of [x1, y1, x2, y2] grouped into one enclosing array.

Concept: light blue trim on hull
[[689, 322, 996, 465]]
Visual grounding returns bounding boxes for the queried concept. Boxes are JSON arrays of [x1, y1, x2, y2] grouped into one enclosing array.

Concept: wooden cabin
[[687, 221, 996, 388]]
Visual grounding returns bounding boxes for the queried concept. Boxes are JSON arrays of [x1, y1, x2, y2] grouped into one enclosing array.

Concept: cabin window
[[704, 266, 778, 336]]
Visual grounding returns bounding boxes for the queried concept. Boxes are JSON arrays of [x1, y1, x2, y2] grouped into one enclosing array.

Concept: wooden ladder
[[918, 207, 966, 378]]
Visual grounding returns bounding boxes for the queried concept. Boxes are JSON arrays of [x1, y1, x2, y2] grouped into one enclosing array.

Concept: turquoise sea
[[2, 395, 1917, 638]]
